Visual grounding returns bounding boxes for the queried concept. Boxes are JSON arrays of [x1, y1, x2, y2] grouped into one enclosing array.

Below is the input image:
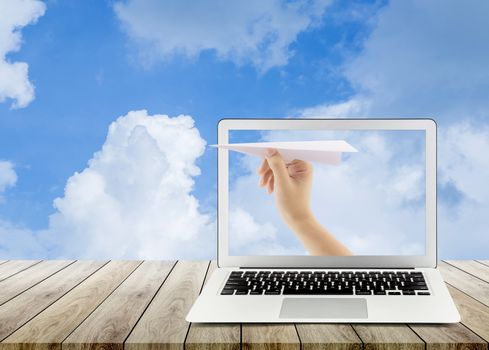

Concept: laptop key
[[222, 270, 429, 296], [355, 290, 372, 295], [283, 288, 353, 295], [265, 289, 281, 295]]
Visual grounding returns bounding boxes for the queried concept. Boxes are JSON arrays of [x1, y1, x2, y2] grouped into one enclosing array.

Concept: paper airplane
[[211, 140, 358, 165]]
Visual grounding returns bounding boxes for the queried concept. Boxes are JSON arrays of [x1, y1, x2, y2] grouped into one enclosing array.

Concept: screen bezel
[[218, 118, 437, 268]]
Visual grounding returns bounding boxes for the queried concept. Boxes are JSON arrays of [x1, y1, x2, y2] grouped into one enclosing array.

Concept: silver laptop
[[187, 118, 460, 323]]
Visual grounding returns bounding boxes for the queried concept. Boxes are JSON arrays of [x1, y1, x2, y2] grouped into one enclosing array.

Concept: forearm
[[287, 214, 352, 256]]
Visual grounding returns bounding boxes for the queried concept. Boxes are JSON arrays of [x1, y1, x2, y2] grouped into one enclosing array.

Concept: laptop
[[186, 118, 460, 323]]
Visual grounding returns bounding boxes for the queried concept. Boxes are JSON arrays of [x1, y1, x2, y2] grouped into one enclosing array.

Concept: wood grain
[[125, 260, 209, 350], [185, 323, 240, 350], [477, 261, 489, 267], [409, 323, 487, 350], [63, 260, 175, 350], [0, 259, 488, 350], [242, 324, 300, 350], [445, 260, 489, 283], [0, 260, 107, 342], [0, 260, 41, 282], [185, 261, 240, 350], [446, 284, 489, 342], [353, 324, 424, 350], [0, 260, 74, 306], [1, 260, 141, 350], [296, 324, 362, 350], [438, 261, 489, 306]]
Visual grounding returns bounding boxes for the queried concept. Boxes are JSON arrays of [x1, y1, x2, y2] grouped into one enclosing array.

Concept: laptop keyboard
[[221, 270, 430, 296]]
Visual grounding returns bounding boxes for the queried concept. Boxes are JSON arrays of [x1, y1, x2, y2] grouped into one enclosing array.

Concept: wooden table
[[0, 260, 488, 350]]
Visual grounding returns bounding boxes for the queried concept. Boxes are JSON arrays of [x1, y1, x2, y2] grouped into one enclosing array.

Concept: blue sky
[[0, 0, 376, 228], [1, 0, 489, 259]]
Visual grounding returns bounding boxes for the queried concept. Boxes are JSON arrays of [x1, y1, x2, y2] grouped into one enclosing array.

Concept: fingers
[[287, 163, 306, 175], [258, 155, 311, 193], [267, 175, 274, 194], [265, 148, 289, 185], [258, 168, 275, 194], [258, 167, 275, 194], [287, 160, 312, 177], [257, 158, 270, 175], [260, 168, 273, 187]]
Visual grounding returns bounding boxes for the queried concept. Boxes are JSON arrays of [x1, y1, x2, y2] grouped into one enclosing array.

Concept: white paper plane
[[211, 140, 358, 165]]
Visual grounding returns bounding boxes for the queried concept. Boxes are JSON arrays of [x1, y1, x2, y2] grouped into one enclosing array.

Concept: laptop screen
[[227, 129, 426, 257]]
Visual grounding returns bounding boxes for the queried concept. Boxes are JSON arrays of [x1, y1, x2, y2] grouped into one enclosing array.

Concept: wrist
[[283, 209, 316, 231]]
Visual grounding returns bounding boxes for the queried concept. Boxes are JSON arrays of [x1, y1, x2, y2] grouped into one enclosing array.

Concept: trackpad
[[279, 298, 368, 319]]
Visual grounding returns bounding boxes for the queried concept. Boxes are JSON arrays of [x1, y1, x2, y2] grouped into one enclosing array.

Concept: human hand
[[257, 148, 352, 256], [258, 148, 314, 226]]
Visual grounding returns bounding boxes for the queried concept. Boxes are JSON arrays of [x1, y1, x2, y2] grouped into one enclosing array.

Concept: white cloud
[[302, 0, 489, 120], [230, 208, 276, 247], [439, 123, 489, 203], [437, 123, 489, 258], [0, 160, 17, 206], [0, 0, 45, 109], [114, 0, 331, 71], [0, 161, 42, 258], [0, 110, 215, 259], [229, 207, 300, 255], [390, 165, 424, 202], [0, 160, 17, 198], [298, 0, 489, 258], [45, 110, 214, 259], [343, 1, 489, 120], [0, 220, 45, 258], [299, 97, 371, 118]]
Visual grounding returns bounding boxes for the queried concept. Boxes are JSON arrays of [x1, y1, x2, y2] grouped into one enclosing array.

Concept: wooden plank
[[353, 324, 424, 350], [63, 260, 175, 350], [478, 261, 489, 267], [0, 260, 107, 342], [0, 260, 74, 306], [0, 260, 41, 282], [438, 261, 489, 307], [125, 260, 209, 350], [445, 260, 489, 283], [185, 323, 240, 350], [409, 323, 487, 350], [446, 284, 489, 342], [296, 324, 362, 350], [1, 260, 141, 350], [242, 324, 300, 350], [185, 261, 240, 350]]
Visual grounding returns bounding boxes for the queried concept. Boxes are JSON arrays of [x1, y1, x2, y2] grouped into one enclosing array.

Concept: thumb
[[265, 148, 289, 184]]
